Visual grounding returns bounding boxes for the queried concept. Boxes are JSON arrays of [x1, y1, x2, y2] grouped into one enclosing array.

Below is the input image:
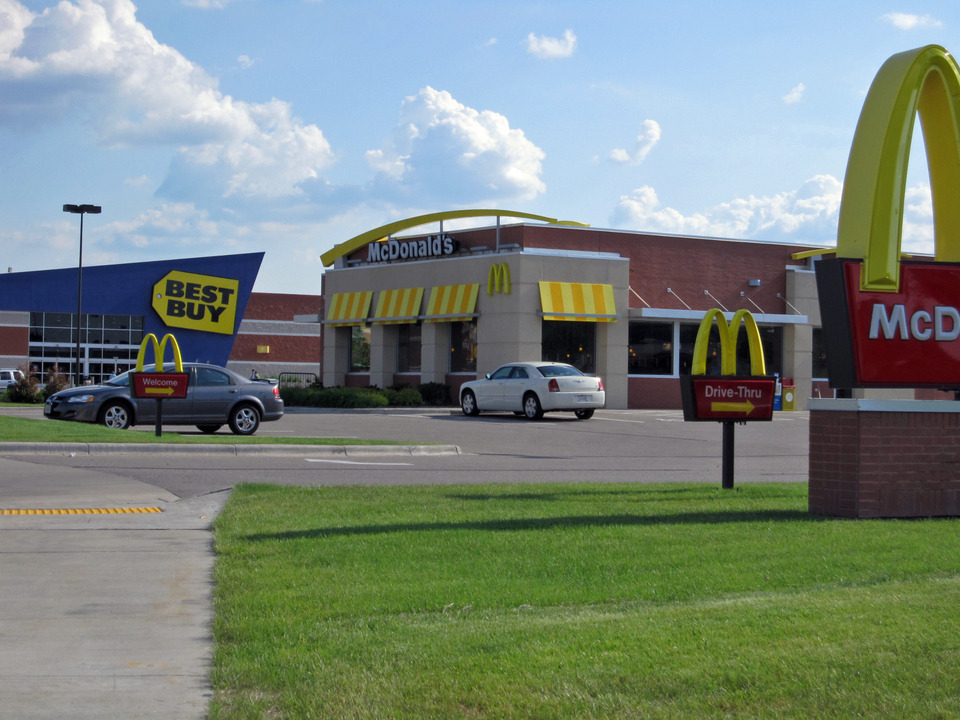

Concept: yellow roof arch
[[320, 209, 589, 267]]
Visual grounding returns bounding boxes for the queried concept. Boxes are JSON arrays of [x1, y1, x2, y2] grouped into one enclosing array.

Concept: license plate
[[575, 394, 590, 402]]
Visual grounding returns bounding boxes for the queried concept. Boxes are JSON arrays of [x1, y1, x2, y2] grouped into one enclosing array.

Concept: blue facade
[[0, 253, 263, 367]]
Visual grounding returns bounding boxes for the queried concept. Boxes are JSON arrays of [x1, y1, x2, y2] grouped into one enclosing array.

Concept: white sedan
[[459, 362, 605, 420]]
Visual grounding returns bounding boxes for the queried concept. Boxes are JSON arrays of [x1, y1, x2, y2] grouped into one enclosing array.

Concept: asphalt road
[[3, 407, 810, 499]]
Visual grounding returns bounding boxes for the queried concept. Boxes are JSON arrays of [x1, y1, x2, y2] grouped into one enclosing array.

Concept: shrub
[[382, 387, 422, 407], [418, 382, 451, 406], [7, 365, 40, 403], [279, 386, 389, 408], [41, 364, 69, 399]]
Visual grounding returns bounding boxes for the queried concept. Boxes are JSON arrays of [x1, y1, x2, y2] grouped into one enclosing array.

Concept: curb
[[0, 442, 462, 456]]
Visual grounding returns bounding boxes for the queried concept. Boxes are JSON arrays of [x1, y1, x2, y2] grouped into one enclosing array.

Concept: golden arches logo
[[487, 263, 511, 295], [136, 333, 184, 373], [691, 309, 767, 377], [838, 45, 960, 292]]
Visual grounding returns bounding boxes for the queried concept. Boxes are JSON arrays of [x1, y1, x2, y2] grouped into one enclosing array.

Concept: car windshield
[[536, 365, 584, 378], [105, 371, 133, 387]]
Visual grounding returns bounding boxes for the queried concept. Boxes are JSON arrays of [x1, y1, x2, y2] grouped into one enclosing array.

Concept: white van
[[1, 368, 25, 390]]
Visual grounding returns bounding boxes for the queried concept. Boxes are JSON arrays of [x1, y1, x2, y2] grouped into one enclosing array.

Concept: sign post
[[681, 309, 776, 488], [130, 333, 188, 437]]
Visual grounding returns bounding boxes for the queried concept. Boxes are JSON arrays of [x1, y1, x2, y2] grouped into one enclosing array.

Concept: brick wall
[[809, 406, 960, 518]]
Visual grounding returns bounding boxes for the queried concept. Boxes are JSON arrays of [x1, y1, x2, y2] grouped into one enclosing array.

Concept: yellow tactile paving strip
[[1, 507, 162, 515]]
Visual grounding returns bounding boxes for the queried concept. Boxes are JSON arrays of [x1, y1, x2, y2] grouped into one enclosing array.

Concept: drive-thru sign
[[687, 377, 776, 421], [681, 309, 776, 488]]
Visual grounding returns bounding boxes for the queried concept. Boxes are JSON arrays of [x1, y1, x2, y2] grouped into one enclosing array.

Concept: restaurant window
[[449, 321, 477, 373], [349, 326, 371, 372], [628, 321, 673, 375], [679, 322, 783, 376], [541, 321, 596, 374], [397, 324, 422, 373]]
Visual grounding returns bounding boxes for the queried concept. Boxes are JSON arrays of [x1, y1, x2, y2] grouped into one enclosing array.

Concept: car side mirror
[[485, 373, 492, 380]]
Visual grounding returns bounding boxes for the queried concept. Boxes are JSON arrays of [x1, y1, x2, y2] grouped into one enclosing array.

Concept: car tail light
[[548, 378, 560, 392], [273, 385, 280, 397], [597, 378, 604, 391]]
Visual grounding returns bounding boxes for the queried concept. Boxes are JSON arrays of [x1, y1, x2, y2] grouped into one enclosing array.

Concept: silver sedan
[[43, 363, 284, 435], [459, 362, 605, 420]]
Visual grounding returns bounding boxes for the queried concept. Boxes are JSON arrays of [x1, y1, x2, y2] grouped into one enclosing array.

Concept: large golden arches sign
[[838, 45, 960, 292], [320, 209, 589, 267]]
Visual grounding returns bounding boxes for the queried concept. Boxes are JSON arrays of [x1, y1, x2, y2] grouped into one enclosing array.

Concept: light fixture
[[63, 204, 102, 386]]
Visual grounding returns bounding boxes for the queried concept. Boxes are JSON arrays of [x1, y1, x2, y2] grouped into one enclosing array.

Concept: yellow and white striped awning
[[325, 291, 373, 326], [424, 284, 480, 323], [373, 287, 424, 325], [538, 282, 617, 322]]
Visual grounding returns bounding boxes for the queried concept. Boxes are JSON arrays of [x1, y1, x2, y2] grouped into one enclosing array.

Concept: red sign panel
[[131, 372, 190, 399], [843, 261, 960, 386], [687, 377, 776, 421]]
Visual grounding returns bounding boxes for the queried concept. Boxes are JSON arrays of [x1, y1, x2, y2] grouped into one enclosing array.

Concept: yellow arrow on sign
[[143, 387, 177, 397], [711, 400, 756, 415]]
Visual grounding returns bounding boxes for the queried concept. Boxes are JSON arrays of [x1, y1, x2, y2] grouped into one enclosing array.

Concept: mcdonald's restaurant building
[[320, 219, 828, 410]]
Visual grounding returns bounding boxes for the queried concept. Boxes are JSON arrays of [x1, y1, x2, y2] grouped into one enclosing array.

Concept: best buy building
[[320, 211, 825, 410]]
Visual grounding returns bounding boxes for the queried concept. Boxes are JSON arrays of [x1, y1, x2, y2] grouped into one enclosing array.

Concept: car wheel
[[461, 390, 479, 416], [574, 409, 595, 420], [196, 425, 222, 434], [523, 392, 543, 420], [99, 401, 132, 430], [228, 404, 261, 436]]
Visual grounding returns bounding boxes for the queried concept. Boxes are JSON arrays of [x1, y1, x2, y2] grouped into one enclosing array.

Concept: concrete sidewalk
[[0, 457, 226, 719]]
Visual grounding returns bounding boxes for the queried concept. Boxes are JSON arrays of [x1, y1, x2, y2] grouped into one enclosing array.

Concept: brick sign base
[[809, 399, 960, 518]]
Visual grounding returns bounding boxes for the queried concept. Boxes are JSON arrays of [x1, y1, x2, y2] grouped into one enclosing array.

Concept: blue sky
[[0, 1, 954, 293]]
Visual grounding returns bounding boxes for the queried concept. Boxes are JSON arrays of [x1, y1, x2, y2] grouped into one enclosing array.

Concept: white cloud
[[0, 0, 334, 200], [526, 29, 576, 59], [783, 82, 805, 104], [237, 54, 254, 69], [609, 119, 661, 165], [881, 12, 943, 30], [611, 175, 843, 243], [366, 86, 546, 203]]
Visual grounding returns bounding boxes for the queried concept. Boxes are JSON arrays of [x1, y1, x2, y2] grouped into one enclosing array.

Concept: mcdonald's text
[[819, 259, 960, 387], [367, 235, 457, 263]]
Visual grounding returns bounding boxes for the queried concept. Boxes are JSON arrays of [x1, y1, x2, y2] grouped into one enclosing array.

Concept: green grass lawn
[[211, 482, 960, 719], [0, 415, 399, 445]]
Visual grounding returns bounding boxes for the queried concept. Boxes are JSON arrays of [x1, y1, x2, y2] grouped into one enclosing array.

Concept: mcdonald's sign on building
[[817, 45, 960, 389]]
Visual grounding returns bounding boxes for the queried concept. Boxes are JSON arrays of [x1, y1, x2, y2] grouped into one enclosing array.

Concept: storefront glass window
[[628, 321, 673, 375], [397, 324, 422, 373], [541, 321, 596, 373], [449, 321, 477, 373], [26, 312, 145, 383], [679, 323, 783, 376], [349, 326, 371, 372]]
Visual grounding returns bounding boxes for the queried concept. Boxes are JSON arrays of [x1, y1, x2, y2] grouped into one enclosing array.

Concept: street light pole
[[63, 204, 102, 387]]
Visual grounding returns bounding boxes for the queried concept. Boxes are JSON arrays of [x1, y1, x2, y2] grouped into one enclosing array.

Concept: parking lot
[[2, 406, 810, 500]]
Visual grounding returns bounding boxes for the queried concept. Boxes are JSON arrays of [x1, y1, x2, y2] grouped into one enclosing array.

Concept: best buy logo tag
[[152, 271, 239, 335]]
